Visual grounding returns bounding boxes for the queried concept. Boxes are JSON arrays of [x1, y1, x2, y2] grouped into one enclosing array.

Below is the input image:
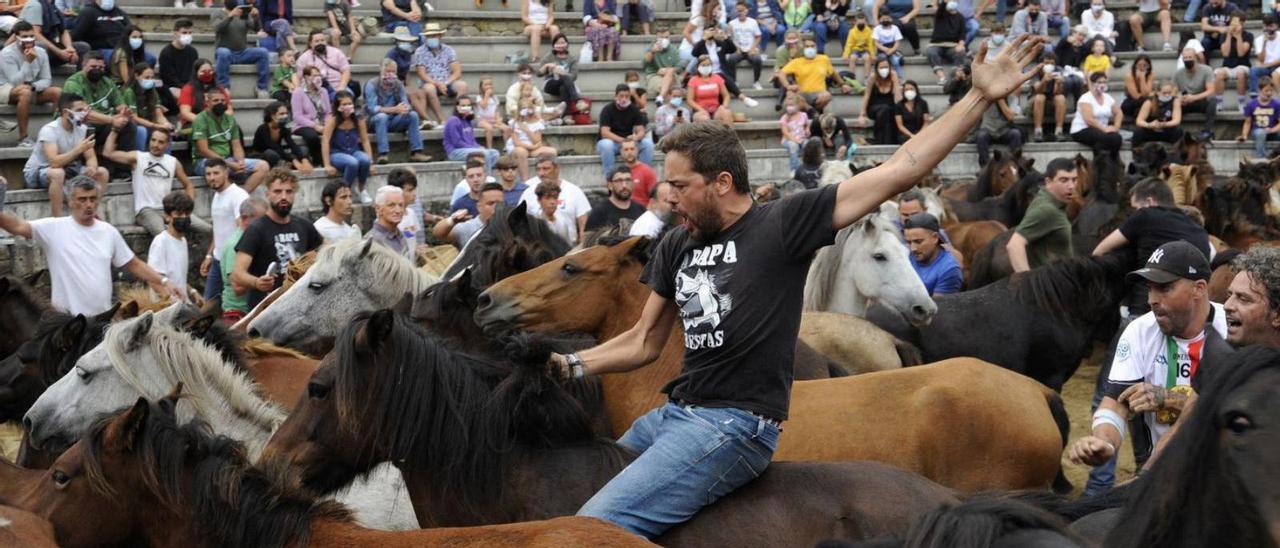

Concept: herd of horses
[[0, 138, 1277, 546]]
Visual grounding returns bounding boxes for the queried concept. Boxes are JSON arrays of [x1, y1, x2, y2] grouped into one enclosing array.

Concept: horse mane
[[804, 214, 893, 310], [903, 496, 1084, 548], [157, 302, 248, 372], [1106, 346, 1280, 548], [240, 339, 312, 361], [117, 285, 173, 315], [1008, 250, 1133, 326], [332, 312, 613, 519], [27, 308, 113, 385], [82, 401, 351, 548], [442, 203, 572, 289], [101, 314, 284, 435], [310, 238, 438, 301]]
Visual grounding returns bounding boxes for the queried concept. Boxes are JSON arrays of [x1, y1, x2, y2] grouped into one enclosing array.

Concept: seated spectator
[[1215, 13, 1252, 105], [687, 54, 736, 123], [269, 47, 298, 104], [597, 84, 655, 176], [532, 180, 578, 244], [792, 136, 823, 188], [231, 169, 322, 309], [0, 21, 60, 148], [780, 92, 809, 169], [941, 0, 981, 48], [1031, 52, 1069, 141], [178, 58, 232, 126], [620, 138, 657, 206], [157, 19, 197, 113], [220, 198, 267, 322], [493, 155, 529, 207], [519, 152, 590, 241], [214, 0, 270, 99], [1121, 54, 1154, 117], [811, 111, 851, 158], [506, 63, 548, 120], [298, 28, 355, 98], [523, 0, 560, 58], [1176, 47, 1218, 140], [1081, 38, 1112, 77], [1081, 0, 1118, 62], [871, 12, 904, 77], [450, 159, 487, 217], [903, 212, 962, 296], [321, 90, 375, 200], [386, 25, 419, 82], [1239, 80, 1280, 157], [873, 0, 920, 54], [1054, 25, 1089, 88], [19, 0, 87, 69], [146, 191, 196, 298], [109, 26, 155, 87], [727, 1, 765, 89], [690, 26, 759, 107], [366, 185, 414, 262], [644, 27, 684, 100], [976, 89, 1023, 166], [1253, 16, 1280, 97], [620, 0, 654, 35], [324, 0, 362, 58], [926, 1, 965, 84], [474, 76, 509, 151], [811, 0, 851, 56], [444, 95, 500, 170], [1128, 0, 1172, 53], [750, 0, 785, 47], [63, 51, 147, 156], [624, 70, 648, 109], [1040, 0, 1070, 37], [680, 2, 719, 69], [291, 65, 330, 166], [586, 166, 646, 232], [1134, 80, 1185, 147], [1199, 0, 1237, 57], [894, 79, 929, 143], [103, 128, 206, 237], [122, 64, 172, 137], [365, 58, 430, 164], [983, 23, 1008, 60], [382, 0, 423, 37], [857, 56, 900, 144], [653, 85, 690, 141], [71, 0, 129, 51], [781, 36, 847, 112], [1010, 0, 1050, 51], [256, 0, 297, 53], [583, 0, 620, 61], [252, 101, 314, 172], [774, 29, 803, 105], [192, 89, 269, 191], [842, 10, 874, 80], [434, 182, 506, 249], [387, 167, 426, 244], [23, 93, 109, 216], [313, 179, 361, 245], [943, 64, 971, 104], [538, 33, 582, 106], [410, 24, 466, 125], [509, 97, 557, 181], [1071, 71, 1123, 154]]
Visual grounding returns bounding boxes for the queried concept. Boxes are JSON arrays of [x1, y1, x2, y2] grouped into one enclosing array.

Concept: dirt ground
[[1060, 350, 1136, 495], [1, 420, 21, 462]]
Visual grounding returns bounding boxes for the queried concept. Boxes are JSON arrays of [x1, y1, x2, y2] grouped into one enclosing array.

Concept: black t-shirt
[[599, 101, 649, 138], [234, 215, 322, 307], [1202, 2, 1238, 39], [1118, 207, 1211, 313], [1223, 31, 1254, 68], [1055, 38, 1085, 70], [895, 99, 930, 135], [585, 200, 646, 231], [641, 184, 839, 420], [158, 44, 198, 90]]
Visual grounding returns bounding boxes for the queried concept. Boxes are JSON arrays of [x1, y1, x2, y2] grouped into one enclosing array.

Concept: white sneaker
[[1163, 42, 1174, 52], [0, 119, 16, 132], [742, 96, 759, 107], [752, 81, 763, 91], [173, 0, 183, 7], [255, 88, 271, 99], [1135, 46, 1145, 53], [358, 189, 372, 204], [18, 137, 34, 147]]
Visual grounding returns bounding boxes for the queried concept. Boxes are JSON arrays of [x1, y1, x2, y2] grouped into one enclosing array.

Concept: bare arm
[[1092, 228, 1128, 256], [123, 257, 182, 299], [101, 129, 136, 165], [571, 292, 679, 374], [0, 210, 32, 238], [1007, 230, 1031, 272]]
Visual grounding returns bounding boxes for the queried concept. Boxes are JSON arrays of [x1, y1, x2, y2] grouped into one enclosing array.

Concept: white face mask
[[178, 34, 193, 46], [519, 72, 533, 81], [803, 47, 817, 58], [786, 105, 797, 113], [904, 90, 917, 100], [878, 67, 890, 78], [1091, 3, 1103, 10], [1043, 64, 1056, 73], [698, 65, 713, 76], [659, 38, 670, 49]]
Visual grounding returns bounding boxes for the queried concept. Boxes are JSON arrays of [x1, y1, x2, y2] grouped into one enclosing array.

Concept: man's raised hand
[[970, 34, 1046, 103]]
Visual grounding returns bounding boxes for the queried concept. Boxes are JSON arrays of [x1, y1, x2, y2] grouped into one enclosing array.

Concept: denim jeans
[[577, 402, 779, 539], [1253, 127, 1280, 158], [447, 147, 500, 171], [1047, 14, 1071, 36], [596, 136, 655, 178], [813, 19, 850, 55], [759, 20, 785, 47], [215, 46, 270, 90], [964, 17, 982, 47], [330, 150, 372, 185], [370, 111, 424, 154], [784, 140, 802, 170], [203, 258, 223, 301], [1250, 66, 1277, 94]]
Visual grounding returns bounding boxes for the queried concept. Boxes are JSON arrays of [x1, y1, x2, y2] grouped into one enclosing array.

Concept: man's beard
[[611, 188, 632, 201], [272, 201, 293, 217], [684, 192, 723, 242]]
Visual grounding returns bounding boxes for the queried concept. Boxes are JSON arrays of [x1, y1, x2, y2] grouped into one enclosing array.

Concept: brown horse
[[0, 504, 57, 547], [0, 397, 654, 548], [798, 311, 918, 373], [474, 237, 1070, 492], [943, 220, 1007, 281]]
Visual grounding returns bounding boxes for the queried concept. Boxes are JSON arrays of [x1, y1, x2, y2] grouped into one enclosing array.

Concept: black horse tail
[[1046, 391, 1073, 495], [894, 337, 923, 367]]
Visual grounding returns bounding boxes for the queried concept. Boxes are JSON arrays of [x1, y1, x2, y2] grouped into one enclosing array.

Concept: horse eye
[[308, 381, 331, 400], [74, 366, 91, 381], [562, 263, 579, 275], [308, 282, 327, 292], [872, 253, 888, 262], [1227, 412, 1254, 434], [52, 470, 70, 487]]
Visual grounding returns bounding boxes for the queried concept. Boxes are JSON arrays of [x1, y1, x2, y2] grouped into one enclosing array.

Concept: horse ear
[[24, 269, 46, 287], [117, 300, 140, 320], [182, 313, 217, 338], [365, 309, 396, 351], [1161, 165, 1173, 178], [95, 302, 122, 323], [201, 295, 223, 317], [113, 398, 150, 452], [56, 316, 87, 352], [509, 201, 531, 236], [127, 313, 155, 351], [359, 238, 375, 259], [1189, 165, 1198, 179]]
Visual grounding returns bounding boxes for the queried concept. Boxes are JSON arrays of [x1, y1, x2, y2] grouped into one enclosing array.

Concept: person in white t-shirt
[[629, 181, 673, 238], [102, 127, 210, 237], [22, 93, 109, 217], [872, 14, 906, 77], [1251, 18, 1280, 97], [726, 2, 764, 89], [199, 158, 250, 301], [312, 179, 361, 245], [146, 190, 196, 300], [534, 180, 578, 244], [0, 175, 182, 316], [518, 154, 591, 242], [1068, 241, 1232, 477], [387, 167, 426, 245]]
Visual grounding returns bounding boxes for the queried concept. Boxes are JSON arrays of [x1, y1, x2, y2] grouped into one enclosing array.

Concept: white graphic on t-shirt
[[675, 268, 731, 349], [273, 233, 302, 266]]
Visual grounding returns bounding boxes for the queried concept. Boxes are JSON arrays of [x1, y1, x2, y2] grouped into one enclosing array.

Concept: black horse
[[0, 305, 119, 422], [439, 201, 573, 292], [0, 273, 49, 359], [821, 497, 1089, 547], [869, 250, 1133, 391]]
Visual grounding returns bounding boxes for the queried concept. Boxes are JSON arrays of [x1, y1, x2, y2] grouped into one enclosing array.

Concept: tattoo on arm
[[904, 147, 918, 166]]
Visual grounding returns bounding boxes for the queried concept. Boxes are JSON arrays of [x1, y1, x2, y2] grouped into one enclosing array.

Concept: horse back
[[0, 504, 58, 548]]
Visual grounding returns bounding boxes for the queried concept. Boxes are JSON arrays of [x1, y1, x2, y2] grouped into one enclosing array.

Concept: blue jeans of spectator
[[203, 258, 223, 301], [759, 20, 785, 47], [330, 151, 372, 186], [1253, 127, 1280, 158], [386, 19, 422, 37], [995, 0, 1008, 22], [1250, 66, 1277, 94], [880, 51, 904, 78], [577, 402, 779, 539], [784, 140, 802, 170], [1047, 14, 1071, 36], [964, 17, 982, 48], [814, 19, 850, 55], [215, 47, 270, 90], [596, 136, 655, 178], [370, 111, 424, 154], [194, 157, 265, 176], [447, 147, 499, 171]]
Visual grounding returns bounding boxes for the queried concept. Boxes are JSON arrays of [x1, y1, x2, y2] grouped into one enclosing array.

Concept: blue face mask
[[140, 79, 156, 90], [426, 38, 440, 49], [670, 97, 683, 106], [397, 42, 414, 52], [99, 0, 114, 10], [129, 37, 143, 50]]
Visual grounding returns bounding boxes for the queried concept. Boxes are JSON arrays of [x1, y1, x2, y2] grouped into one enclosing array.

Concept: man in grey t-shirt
[[1174, 48, 1217, 140], [431, 182, 505, 249]]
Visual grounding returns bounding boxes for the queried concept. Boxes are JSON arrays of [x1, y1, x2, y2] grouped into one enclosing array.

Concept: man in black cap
[[903, 212, 963, 296], [1068, 240, 1231, 476]]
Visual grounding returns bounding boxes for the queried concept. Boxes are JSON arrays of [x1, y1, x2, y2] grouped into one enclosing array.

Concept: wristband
[[1092, 408, 1127, 444], [564, 353, 586, 379]]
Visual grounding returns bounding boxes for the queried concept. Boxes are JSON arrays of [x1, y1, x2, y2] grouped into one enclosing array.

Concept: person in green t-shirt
[[1008, 157, 1077, 272], [220, 196, 267, 322], [269, 47, 298, 103], [192, 88, 269, 192], [642, 27, 683, 100], [61, 50, 148, 154]]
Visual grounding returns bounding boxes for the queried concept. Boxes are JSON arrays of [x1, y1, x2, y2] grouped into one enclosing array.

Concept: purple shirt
[[443, 114, 479, 154], [1244, 98, 1280, 130]]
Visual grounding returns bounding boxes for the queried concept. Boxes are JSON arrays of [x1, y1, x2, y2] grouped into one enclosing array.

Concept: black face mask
[[1183, 59, 1195, 69], [856, 22, 865, 29], [86, 68, 104, 82], [211, 103, 228, 116], [172, 217, 192, 232], [314, 43, 327, 56], [1029, 11, 1038, 18], [271, 201, 292, 217]]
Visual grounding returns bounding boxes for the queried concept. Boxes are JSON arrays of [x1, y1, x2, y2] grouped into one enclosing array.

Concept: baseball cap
[[1126, 240, 1211, 284], [902, 212, 940, 233]]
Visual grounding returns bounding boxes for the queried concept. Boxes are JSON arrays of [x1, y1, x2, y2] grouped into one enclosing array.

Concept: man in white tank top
[[102, 127, 211, 236]]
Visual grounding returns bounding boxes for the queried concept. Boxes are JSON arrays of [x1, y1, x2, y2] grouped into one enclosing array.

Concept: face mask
[[86, 68, 104, 82], [68, 109, 87, 125], [99, 0, 114, 9], [659, 38, 670, 49], [313, 43, 327, 56], [856, 22, 866, 28], [670, 97, 683, 106], [1093, 82, 1107, 94], [397, 42, 414, 52], [339, 104, 355, 115], [1158, 94, 1173, 103], [698, 65, 713, 75], [1184, 59, 1195, 69], [140, 79, 156, 90], [211, 103, 228, 116], [878, 67, 890, 78], [520, 108, 532, 116], [519, 72, 533, 81], [904, 90, 917, 100], [129, 37, 143, 50], [172, 217, 192, 232], [803, 47, 817, 58], [786, 105, 797, 113], [946, 0, 957, 10], [457, 105, 473, 115], [178, 34, 193, 46], [1091, 3, 1102, 10], [627, 81, 639, 89], [310, 75, 324, 88], [617, 98, 631, 109], [991, 34, 1005, 46], [1043, 64, 1055, 73], [277, 115, 291, 126], [881, 20, 892, 27], [426, 38, 440, 49], [198, 71, 214, 84], [1029, 11, 1038, 18]]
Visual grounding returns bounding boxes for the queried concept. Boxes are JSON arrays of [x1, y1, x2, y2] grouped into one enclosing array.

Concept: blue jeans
[[330, 150, 372, 185], [964, 17, 982, 48], [784, 140, 801, 170], [759, 20, 785, 47], [1048, 14, 1070, 37], [1253, 127, 1280, 158], [577, 402, 779, 539], [194, 158, 264, 176], [813, 19, 850, 55], [880, 51, 904, 78], [370, 111, 424, 154], [446, 147, 499, 171], [596, 136, 655, 177], [1250, 66, 1277, 95], [215, 46, 270, 90], [203, 258, 223, 301]]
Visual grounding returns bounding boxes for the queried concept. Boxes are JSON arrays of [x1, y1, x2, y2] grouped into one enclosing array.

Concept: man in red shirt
[[621, 138, 658, 207]]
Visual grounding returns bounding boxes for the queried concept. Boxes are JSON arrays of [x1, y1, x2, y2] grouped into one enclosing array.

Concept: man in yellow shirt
[[781, 36, 851, 111], [842, 11, 875, 80]]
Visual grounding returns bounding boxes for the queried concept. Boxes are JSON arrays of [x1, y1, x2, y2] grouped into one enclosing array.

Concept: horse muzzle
[[473, 291, 523, 332]]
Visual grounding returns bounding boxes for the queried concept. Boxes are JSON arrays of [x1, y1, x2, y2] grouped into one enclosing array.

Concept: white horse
[[23, 309, 420, 531], [248, 238, 438, 350]]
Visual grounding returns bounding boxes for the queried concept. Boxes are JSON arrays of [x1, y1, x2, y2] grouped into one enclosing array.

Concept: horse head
[[806, 215, 936, 326], [1129, 143, 1170, 179], [442, 202, 572, 292], [0, 305, 117, 422], [410, 268, 486, 344]]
